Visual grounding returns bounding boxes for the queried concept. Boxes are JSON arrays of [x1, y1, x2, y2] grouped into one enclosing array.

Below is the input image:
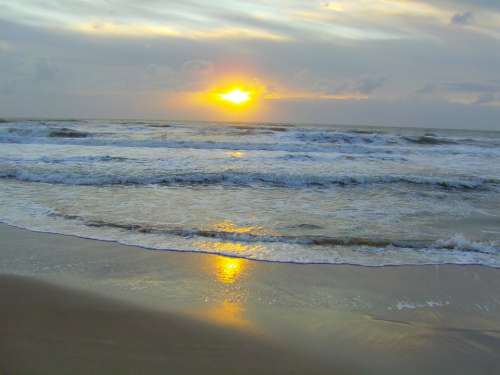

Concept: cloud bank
[[0, 0, 499, 129]]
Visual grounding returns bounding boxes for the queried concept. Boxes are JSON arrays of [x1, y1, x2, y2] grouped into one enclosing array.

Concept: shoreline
[[1, 220, 498, 269], [1, 223, 500, 374]]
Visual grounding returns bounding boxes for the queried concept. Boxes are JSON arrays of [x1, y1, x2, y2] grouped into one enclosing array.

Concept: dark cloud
[[416, 83, 437, 95], [182, 59, 214, 76], [445, 81, 500, 93], [417, 80, 500, 106], [475, 92, 495, 105], [353, 77, 387, 94], [451, 11, 474, 25]]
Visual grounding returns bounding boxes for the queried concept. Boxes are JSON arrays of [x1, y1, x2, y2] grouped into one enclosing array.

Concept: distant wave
[[2, 124, 499, 152], [0, 156, 133, 165], [4, 126, 91, 138], [290, 129, 496, 147], [403, 135, 457, 145], [0, 167, 495, 190], [0, 133, 347, 153], [47, 128, 90, 138]]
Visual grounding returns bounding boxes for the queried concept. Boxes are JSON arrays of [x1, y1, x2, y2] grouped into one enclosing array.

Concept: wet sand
[[1, 223, 500, 374], [0, 274, 334, 375]]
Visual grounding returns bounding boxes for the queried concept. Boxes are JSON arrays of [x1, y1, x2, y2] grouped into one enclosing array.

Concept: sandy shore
[[0, 274, 335, 375], [1, 223, 500, 374]]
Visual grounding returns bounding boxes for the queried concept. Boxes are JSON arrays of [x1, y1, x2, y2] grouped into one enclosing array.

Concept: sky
[[0, 0, 499, 129]]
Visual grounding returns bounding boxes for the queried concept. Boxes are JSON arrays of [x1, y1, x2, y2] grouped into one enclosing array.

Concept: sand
[[1, 223, 500, 374], [0, 274, 335, 375]]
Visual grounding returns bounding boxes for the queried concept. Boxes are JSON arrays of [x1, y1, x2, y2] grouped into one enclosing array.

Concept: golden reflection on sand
[[204, 298, 250, 329], [194, 253, 253, 329], [196, 239, 258, 284], [195, 228, 258, 329], [193, 219, 273, 329], [215, 256, 245, 284]]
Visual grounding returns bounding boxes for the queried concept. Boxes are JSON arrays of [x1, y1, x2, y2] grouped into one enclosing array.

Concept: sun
[[218, 88, 251, 105]]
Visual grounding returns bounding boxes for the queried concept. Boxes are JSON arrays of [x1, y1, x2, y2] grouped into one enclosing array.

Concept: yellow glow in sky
[[218, 88, 251, 105]]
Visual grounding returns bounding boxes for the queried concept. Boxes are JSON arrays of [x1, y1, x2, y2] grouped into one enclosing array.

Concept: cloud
[[451, 11, 474, 25], [182, 60, 214, 76], [0, 2, 499, 129], [475, 92, 495, 105], [33, 58, 57, 82], [417, 80, 500, 106], [0, 40, 10, 53], [75, 22, 289, 41], [349, 77, 387, 95], [307, 76, 388, 98]]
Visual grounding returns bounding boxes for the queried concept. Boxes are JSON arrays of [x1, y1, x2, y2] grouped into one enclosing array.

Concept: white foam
[[0, 166, 493, 190], [391, 300, 450, 311], [433, 234, 498, 254]]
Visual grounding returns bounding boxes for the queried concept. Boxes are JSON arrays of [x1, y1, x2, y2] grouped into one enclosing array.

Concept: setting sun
[[218, 88, 251, 105]]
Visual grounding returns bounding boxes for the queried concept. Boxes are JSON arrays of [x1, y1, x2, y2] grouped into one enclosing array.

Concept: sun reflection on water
[[193, 219, 267, 263], [212, 219, 267, 235], [226, 151, 245, 158]]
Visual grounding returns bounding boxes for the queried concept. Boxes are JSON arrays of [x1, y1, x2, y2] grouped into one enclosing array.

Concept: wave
[[403, 135, 457, 145], [47, 128, 90, 138], [433, 234, 498, 254], [290, 129, 500, 148], [0, 133, 343, 153], [2, 123, 499, 152], [0, 167, 495, 189], [49, 214, 500, 256], [40, 155, 130, 163], [4, 126, 91, 138], [0, 155, 133, 165], [292, 130, 397, 145]]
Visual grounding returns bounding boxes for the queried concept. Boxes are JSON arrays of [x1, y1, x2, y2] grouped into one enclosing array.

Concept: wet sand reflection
[[195, 222, 259, 329]]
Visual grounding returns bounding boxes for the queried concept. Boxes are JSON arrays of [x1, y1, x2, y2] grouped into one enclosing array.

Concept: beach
[[3, 1, 500, 373], [1, 223, 500, 374], [1, 274, 331, 375]]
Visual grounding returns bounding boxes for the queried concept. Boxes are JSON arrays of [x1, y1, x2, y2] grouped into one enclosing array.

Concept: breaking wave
[[2, 124, 499, 155], [0, 168, 495, 190], [42, 213, 500, 257]]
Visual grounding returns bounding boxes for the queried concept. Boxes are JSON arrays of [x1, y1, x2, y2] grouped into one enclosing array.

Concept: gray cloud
[[352, 77, 387, 95], [0, 2, 499, 129], [33, 58, 57, 82], [475, 92, 495, 105], [417, 80, 500, 106], [451, 11, 474, 25], [445, 81, 500, 94]]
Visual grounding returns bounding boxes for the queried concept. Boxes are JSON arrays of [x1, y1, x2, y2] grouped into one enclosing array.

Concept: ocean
[[0, 119, 499, 267]]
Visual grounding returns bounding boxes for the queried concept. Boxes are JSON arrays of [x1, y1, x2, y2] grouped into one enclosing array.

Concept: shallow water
[[1, 119, 499, 266]]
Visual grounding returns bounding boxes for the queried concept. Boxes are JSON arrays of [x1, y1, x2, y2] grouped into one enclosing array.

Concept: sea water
[[0, 119, 499, 266]]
